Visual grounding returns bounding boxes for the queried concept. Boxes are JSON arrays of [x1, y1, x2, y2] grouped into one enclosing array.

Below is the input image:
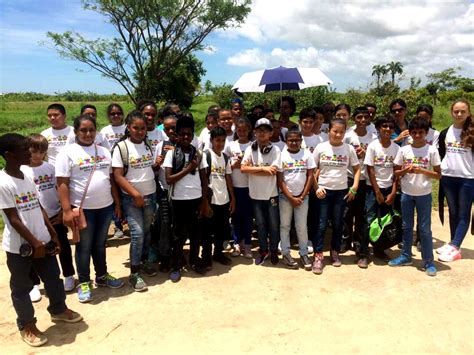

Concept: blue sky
[[1, 0, 473, 94]]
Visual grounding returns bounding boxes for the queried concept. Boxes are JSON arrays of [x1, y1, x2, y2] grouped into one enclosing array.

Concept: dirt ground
[[0, 210, 473, 354]]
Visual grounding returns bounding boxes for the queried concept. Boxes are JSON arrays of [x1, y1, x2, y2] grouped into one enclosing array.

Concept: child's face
[[108, 107, 124, 126], [410, 128, 427, 145], [255, 126, 272, 144], [231, 103, 243, 118], [451, 102, 470, 124], [29, 148, 46, 165], [75, 120, 97, 146], [142, 105, 157, 130], [279, 100, 292, 119], [390, 104, 406, 122], [218, 111, 233, 133], [13, 141, 32, 166], [271, 121, 281, 140], [47, 109, 66, 130], [286, 133, 302, 152], [163, 118, 177, 142], [177, 127, 194, 147], [367, 106, 376, 121], [206, 116, 218, 131], [335, 109, 350, 122], [378, 121, 395, 140], [128, 119, 147, 143], [314, 113, 325, 130], [416, 111, 432, 123], [211, 135, 226, 154], [353, 113, 369, 128], [329, 123, 346, 145], [236, 123, 250, 140], [265, 111, 275, 120], [83, 108, 97, 120], [299, 117, 315, 135]]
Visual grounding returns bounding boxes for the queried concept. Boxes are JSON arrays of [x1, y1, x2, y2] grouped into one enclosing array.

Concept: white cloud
[[226, 0, 474, 89], [202, 45, 218, 55]]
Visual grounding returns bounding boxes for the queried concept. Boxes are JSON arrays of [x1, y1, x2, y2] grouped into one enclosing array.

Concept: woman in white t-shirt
[[56, 115, 124, 303], [437, 99, 474, 262], [312, 118, 360, 274], [225, 117, 253, 258], [112, 111, 157, 292], [100, 103, 126, 150]]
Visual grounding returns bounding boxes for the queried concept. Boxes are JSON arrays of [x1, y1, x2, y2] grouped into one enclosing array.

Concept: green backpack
[[369, 207, 402, 249]]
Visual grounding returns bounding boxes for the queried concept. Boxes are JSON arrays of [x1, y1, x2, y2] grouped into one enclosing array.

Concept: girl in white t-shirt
[[225, 117, 253, 258], [437, 99, 474, 262], [56, 115, 124, 303], [312, 118, 360, 274], [112, 111, 157, 292], [278, 128, 316, 270]]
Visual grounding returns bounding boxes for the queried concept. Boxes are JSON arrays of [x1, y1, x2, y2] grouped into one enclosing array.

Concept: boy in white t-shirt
[[300, 108, 327, 153], [199, 111, 219, 151], [362, 116, 400, 263], [342, 107, 377, 264], [163, 114, 209, 282], [241, 118, 282, 265], [201, 127, 236, 269], [270, 118, 286, 151], [217, 109, 235, 147], [277, 128, 315, 270], [389, 118, 441, 276], [40, 103, 72, 166], [0, 133, 82, 347], [21, 134, 76, 296]]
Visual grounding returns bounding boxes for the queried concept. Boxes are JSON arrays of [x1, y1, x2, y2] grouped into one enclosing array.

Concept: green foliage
[[46, 0, 251, 104], [1, 91, 130, 102]]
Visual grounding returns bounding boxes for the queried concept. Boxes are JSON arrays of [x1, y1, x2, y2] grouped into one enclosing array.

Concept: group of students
[[0, 97, 472, 347]]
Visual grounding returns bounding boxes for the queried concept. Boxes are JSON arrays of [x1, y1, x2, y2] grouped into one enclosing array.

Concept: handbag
[[369, 206, 402, 250], [71, 144, 98, 243]]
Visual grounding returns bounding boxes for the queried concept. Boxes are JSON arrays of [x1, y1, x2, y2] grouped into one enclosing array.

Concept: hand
[[62, 210, 75, 228], [345, 189, 356, 202], [133, 194, 145, 208], [355, 147, 365, 159], [232, 157, 242, 169], [229, 198, 236, 214], [410, 166, 423, 174], [316, 187, 326, 199], [33, 242, 46, 258], [385, 192, 396, 205], [396, 130, 410, 142], [187, 156, 199, 172], [50, 238, 61, 256], [375, 190, 385, 205], [50, 211, 62, 225], [401, 164, 413, 176], [155, 155, 164, 167], [290, 196, 303, 208], [265, 166, 278, 175], [199, 200, 212, 218], [163, 145, 175, 152], [114, 204, 122, 220]]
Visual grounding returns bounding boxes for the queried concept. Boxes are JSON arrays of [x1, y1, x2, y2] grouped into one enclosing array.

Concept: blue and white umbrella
[[232, 66, 333, 93]]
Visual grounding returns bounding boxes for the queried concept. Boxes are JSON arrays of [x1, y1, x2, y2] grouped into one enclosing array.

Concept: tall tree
[[386, 61, 403, 85], [46, 0, 251, 103], [371, 64, 387, 89]]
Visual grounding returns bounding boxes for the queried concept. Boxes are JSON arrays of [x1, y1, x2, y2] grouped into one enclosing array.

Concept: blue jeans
[[441, 176, 474, 248], [400, 193, 433, 263], [279, 194, 309, 256], [76, 204, 114, 283], [122, 193, 156, 272], [232, 187, 253, 245], [252, 197, 280, 252], [314, 189, 347, 253]]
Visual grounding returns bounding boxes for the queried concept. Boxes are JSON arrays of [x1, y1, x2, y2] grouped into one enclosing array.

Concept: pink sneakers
[[438, 244, 462, 262]]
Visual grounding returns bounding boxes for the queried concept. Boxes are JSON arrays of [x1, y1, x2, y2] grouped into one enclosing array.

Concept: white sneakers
[[437, 243, 462, 262], [29, 285, 42, 303], [64, 276, 75, 292]]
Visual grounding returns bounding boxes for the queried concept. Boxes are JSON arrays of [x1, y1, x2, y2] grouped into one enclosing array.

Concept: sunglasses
[[380, 123, 395, 129], [390, 108, 405, 114], [110, 112, 123, 116]]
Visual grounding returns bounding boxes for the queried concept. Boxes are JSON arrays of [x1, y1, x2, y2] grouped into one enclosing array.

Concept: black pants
[[30, 222, 75, 285], [170, 198, 202, 271], [7, 252, 67, 330], [158, 190, 172, 260], [343, 180, 367, 246], [201, 203, 231, 261]]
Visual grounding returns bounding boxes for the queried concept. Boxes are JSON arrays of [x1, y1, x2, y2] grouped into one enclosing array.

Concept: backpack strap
[[112, 140, 129, 176], [204, 149, 212, 179]]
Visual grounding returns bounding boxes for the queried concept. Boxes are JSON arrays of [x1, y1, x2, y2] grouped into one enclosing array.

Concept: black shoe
[[191, 263, 207, 275], [373, 249, 390, 262], [340, 240, 351, 254], [270, 250, 279, 265], [141, 262, 157, 277], [201, 257, 213, 271], [353, 241, 361, 254], [159, 260, 170, 273], [213, 253, 232, 266]]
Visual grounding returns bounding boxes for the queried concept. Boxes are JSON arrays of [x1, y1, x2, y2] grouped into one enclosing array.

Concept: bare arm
[[57, 176, 74, 228]]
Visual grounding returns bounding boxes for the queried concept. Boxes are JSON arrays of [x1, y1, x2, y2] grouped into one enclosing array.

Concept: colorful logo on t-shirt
[[403, 156, 429, 169], [34, 174, 55, 192], [211, 165, 226, 178], [283, 159, 307, 173], [445, 139, 467, 154], [14, 191, 40, 212], [148, 139, 161, 151], [130, 153, 153, 169], [374, 154, 395, 167], [47, 135, 68, 146], [320, 153, 348, 167], [77, 155, 109, 172], [105, 133, 124, 146]]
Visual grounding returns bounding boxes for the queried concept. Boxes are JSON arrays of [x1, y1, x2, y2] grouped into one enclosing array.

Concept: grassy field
[[0, 97, 454, 231]]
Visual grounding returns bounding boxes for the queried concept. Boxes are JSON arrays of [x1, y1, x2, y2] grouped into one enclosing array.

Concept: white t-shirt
[[441, 125, 474, 179], [147, 128, 165, 153], [163, 149, 208, 200], [349, 123, 377, 137], [100, 124, 126, 150], [404, 128, 440, 148], [66, 130, 110, 150], [320, 123, 329, 134], [242, 145, 281, 200], [272, 140, 286, 152], [344, 130, 378, 180], [41, 126, 73, 165], [313, 141, 359, 190], [394, 144, 441, 196], [199, 127, 210, 141], [364, 140, 400, 189], [0, 171, 51, 254], [207, 150, 232, 205], [21, 162, 60, 218], [153, 141, 175, 191], [55, 143, 113, 209], [280, 149, 316, 196], [302, 133, 328, 153], [112, 139, 156, 196], [225, 141, 251, 188]]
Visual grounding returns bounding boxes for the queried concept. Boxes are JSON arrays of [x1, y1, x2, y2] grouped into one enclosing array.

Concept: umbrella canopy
[[232, 66, 332, 93]]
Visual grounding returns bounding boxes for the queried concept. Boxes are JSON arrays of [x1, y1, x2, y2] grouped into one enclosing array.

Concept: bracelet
[[349, 187, 357, 195]]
